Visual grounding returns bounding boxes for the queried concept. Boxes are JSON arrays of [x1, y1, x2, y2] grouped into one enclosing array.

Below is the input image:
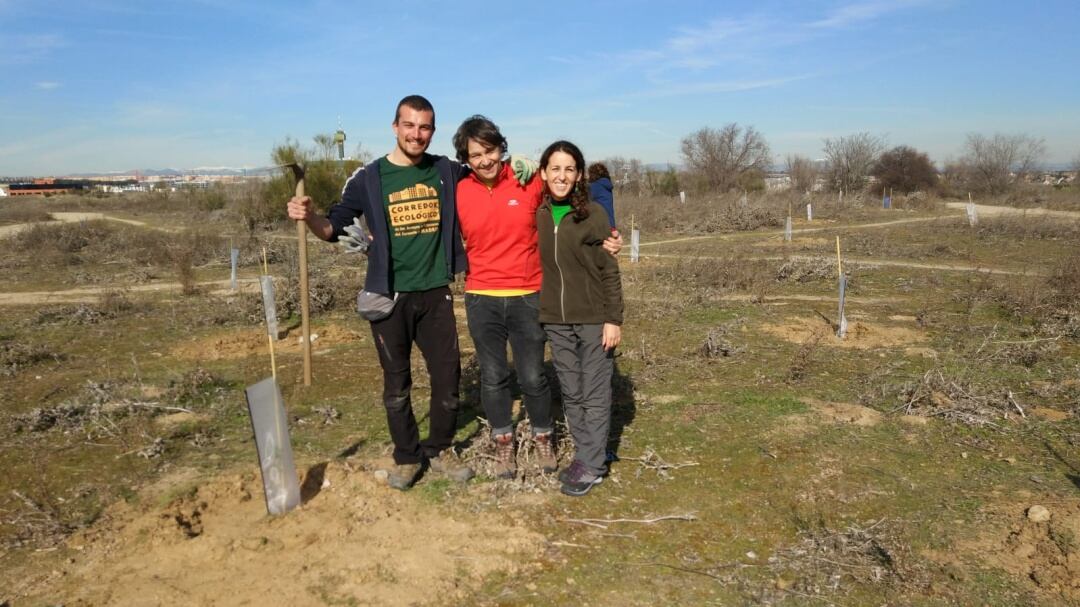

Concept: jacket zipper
[[554, 219, 566, 323]]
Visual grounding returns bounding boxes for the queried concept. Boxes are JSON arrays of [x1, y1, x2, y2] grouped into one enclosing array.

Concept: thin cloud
[[631, 74, 815, 99], [34, 81, 61, 90], [810, 0, 934, 29], [0, 33, 67, 64]]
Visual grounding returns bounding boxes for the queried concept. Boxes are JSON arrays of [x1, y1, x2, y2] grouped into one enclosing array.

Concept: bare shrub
[[786, 154, 819, 193], [775, 258, 834, 283], [1, 338, 62, 376], [700, 320, 745, 358], [765, 518, 922, 601], [168, 367, 229, 406], [787, 328, 825, 382], [823, 132, 886, 193], [891, 369, 1020, 428]]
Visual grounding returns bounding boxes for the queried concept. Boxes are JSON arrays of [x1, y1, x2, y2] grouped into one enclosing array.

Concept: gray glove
[[510, 155, 538, 186], [340, 216, 371, 254]]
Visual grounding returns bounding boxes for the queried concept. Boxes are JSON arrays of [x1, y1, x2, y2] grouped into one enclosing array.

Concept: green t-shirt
[[551, 198, 573, 227], [378, 156, 449, 292]]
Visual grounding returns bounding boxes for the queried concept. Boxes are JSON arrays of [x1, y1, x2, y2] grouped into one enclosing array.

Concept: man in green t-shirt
[[287, 95, 473, 490]]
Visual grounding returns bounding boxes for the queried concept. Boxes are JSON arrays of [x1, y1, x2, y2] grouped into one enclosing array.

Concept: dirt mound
[[172, 324, 366, 360], [958, 500, 1080, 603], [775, 398, 883, 437], [18, 463, 546, 606], [799, 397, 883, 426], [762, 317, 925, 349]]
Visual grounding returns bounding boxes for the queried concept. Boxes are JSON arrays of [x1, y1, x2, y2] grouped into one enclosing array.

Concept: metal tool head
[[274, 162, 305, 181]]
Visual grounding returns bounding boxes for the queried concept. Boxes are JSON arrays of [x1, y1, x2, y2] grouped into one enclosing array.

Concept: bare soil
[[171, 323, 367, 361], [761, 316, 927, 349], [10, 463, 547, 606]]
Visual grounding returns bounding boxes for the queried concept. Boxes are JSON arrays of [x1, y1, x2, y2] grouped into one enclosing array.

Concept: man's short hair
[[394, 95, 435, 125], [452, 115, 508, 164]]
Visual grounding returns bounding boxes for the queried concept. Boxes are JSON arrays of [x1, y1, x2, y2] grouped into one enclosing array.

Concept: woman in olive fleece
[[535, 140, 623, 497]]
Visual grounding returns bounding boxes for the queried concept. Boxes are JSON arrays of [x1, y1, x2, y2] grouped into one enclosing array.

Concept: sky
[[1, 0, 1078, 176]]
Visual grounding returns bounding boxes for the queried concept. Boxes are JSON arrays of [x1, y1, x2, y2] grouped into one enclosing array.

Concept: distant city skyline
[[1, 0, 1078, 176]]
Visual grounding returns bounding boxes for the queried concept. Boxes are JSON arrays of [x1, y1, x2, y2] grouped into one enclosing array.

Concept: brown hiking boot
[[493, 433, 516, 479], [428, 449, 475, 483], [534, 432, 557, 474], [387, 462, 421, 491]]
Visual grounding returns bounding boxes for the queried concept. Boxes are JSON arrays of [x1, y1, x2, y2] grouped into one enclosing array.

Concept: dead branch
[[560, 513, 698, 529]]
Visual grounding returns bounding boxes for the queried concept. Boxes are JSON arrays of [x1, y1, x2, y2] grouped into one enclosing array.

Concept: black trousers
[[369, 286, 460, 464]]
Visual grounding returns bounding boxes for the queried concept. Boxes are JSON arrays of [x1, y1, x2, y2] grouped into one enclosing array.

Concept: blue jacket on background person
[[588, 176, 615, 229]]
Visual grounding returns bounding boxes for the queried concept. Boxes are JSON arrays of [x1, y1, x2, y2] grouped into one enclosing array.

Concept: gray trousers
[[544, 323, 613, 476]]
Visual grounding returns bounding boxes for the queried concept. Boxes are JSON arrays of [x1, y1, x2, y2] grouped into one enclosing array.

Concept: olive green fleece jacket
[[536, 199, 623, 325]]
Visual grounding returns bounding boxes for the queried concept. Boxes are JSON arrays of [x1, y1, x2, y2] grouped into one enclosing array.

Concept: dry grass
[[0, 202, 51, 224], [0, 338, 62, 377], [763, 518, 926, 602]]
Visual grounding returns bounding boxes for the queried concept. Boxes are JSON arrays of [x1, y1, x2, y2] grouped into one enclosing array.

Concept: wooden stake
[[295, 179, 312, 387], [836, 236, 843, 276], [262, 247, 277, 380]]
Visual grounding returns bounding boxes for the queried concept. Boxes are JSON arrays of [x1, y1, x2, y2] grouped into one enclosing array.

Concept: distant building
[[8, 178, 88, 196]]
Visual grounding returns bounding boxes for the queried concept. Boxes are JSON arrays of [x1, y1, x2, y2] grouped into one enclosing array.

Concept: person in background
[[587, 162, 616, 229], [535, 141, 623, 497]]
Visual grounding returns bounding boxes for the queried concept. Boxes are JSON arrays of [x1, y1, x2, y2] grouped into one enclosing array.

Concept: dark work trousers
[[369, 286, 461, 465], [464, 292, 552, 438], [544, 323, 612, 476]]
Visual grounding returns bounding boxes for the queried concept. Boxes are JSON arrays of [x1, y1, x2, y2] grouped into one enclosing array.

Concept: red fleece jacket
[[457, 163, 544, 292]]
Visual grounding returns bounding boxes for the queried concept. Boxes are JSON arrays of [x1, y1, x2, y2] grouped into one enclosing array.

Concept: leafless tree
[[785, 154, 818, 193], [822, 132, 886, 193], [680, 124, 771, 193], [602, 156, 646, 196], [960, 133, 1046, 194], [1071, 152, 1080, 179]]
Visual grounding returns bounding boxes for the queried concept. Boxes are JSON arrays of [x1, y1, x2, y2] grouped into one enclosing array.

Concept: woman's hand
[[602, 230, 623, 256], [602, 322, 621, 351]]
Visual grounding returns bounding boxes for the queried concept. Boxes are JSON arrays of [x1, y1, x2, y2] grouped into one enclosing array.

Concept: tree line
[[607, 124, 1065, 197]]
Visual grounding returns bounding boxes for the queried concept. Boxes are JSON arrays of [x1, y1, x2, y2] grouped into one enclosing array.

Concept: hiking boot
[[493, 433, 516, 479], [428, 449, 475, 483], [559, 459, 602, 497], [533, 432, 557, 474], [387, 462, 421, 491]]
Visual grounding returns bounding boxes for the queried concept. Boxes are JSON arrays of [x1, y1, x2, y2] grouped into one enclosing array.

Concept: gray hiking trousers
[[544, 323, 613, 476]]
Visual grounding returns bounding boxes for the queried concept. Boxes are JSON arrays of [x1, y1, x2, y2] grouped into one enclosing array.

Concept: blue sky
[[1, 0, 1078, 175]]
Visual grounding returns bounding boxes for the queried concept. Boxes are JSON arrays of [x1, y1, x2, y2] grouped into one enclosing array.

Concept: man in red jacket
[[453, 115, 620, 479]]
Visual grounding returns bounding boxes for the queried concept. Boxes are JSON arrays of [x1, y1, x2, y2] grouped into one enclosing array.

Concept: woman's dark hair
[[587, 162, 610, 183], [540, 140, 590, 222], [452, 115, 508, 165]]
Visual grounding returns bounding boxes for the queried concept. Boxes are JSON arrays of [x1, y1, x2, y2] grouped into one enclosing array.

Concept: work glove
[[340, 217, 371, 254], [510, 155, 538, 186]]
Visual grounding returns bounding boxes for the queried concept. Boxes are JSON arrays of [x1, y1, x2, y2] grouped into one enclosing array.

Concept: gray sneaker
[[428, 449, 475, 483], [559, 459, 602, 497], [387, 462, 421, 490]]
